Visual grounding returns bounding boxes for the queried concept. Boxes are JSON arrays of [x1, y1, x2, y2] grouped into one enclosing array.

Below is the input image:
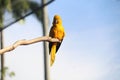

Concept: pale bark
[[0, 36, 60, 54]]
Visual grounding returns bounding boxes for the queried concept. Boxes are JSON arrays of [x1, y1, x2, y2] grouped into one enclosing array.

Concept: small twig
[[0, 36, 60, 54]]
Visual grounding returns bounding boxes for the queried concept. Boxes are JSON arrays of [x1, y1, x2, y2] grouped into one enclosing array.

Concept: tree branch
[[0, 36, 60, 55]]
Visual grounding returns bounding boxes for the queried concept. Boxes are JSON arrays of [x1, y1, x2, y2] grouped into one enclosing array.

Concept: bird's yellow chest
[[52, 25, 64, 40]]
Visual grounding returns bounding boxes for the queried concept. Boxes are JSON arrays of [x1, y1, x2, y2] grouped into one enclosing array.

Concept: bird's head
[[53, 15, 62, 24]]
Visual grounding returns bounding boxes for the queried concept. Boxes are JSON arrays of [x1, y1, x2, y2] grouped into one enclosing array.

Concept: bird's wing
[[49, 42, 52, 54], [56, 39, 63, 53]]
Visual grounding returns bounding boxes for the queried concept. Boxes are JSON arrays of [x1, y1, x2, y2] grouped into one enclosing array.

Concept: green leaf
[[19, 19, 25, 24], [4, 67, 9, 71], [9, 71, 15, 77], [6, 0, 12, 12], [0, 67, 9, 77]]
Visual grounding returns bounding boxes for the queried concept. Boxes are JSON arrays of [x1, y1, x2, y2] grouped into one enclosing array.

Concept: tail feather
[[50, 44, 56, 66]]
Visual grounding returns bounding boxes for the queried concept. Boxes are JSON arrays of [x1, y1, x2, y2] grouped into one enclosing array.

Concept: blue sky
[[2, 0, 120, 80]]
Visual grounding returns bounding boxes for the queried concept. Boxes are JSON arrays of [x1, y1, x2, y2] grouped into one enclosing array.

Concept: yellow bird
[[49, 15, 65, 66]]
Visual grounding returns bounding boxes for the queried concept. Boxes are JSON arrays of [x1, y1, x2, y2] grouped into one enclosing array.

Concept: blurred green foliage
[[0, 0, 42, 29], [1, 66, 15, 78]]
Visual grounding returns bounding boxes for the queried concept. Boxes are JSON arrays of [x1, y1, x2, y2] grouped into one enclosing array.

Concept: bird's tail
[[50, 44, 56, 66]]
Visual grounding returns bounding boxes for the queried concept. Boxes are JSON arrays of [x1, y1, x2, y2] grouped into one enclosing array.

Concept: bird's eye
[[53, 19, 58, 24], [55, 20, 58, 24]]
